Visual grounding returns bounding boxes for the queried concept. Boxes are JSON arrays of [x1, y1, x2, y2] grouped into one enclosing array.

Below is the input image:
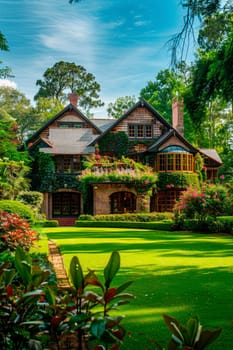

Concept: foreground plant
[[0, 210, 38, 252], [0, 246, 52, 349], [48, 251, 134, 350], [154, 314, 221, 350]]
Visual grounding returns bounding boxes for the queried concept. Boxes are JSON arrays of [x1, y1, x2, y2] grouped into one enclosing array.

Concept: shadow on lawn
[[45, 228, 233, 349], [117, 265, 233, 350], [46, 229, 233, 258]]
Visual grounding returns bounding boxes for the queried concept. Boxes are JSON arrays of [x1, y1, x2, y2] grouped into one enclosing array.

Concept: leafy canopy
[[34, 61, 104, 112], [107, 96, 137, 119]]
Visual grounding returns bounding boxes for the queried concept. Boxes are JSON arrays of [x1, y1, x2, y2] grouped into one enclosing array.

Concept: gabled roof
[[24, 103, 102, 145], [148, 129, 198, 154], [90, 118, 115, 132], [89, 99, 171, 145], [199, 148, 223, 165]]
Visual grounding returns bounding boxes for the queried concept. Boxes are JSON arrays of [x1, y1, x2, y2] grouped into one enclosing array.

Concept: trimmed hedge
[[0, 200, 34, 222], [79, 212, 172, 222], [34, 220, 59, 227], [177, 216, 233, 234], [217, 216, 233, 234], [75, 220, 172, 231]]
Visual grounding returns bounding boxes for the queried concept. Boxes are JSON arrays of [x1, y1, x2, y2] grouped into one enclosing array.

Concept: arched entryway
[[110, 191, 136, 214], [52, 192, 81, 225]]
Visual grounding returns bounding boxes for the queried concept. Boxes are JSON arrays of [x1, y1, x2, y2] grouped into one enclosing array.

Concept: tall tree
[[0, 109, 21, 161], [107, 96, 137, 119], [0, 87, 34, 141], [140, 67, 189, 122], [140, 65, 197, 144], [168, 0, 230, 66], [0, 109, 30, 199], [34, 61, 104, 113], [31, 97, 65, 133], [0, 31, 13, 79]]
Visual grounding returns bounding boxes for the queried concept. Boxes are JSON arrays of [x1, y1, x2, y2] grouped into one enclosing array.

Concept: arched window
[[157, 145, 194, 172], [110, 191, 136, 214]]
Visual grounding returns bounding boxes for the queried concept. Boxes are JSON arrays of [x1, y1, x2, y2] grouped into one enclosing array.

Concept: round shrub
[[0, 200, 34, 222], [17, 191, 43, 209]]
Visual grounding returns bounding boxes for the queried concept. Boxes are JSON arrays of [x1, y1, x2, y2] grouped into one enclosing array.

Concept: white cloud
[[0, 79, 17, 89]]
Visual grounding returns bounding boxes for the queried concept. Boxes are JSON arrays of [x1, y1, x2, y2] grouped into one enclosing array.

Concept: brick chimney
[[172, 96, 184, 136], [69, 93, 78, 107]]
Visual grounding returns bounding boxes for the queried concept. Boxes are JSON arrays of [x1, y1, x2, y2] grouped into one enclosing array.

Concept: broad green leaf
[[116, 280, 133, 294], [69, 256, 84, 291], [186, 316, 199, 344], [14, 246, 32, 288], [45, 286, 56, 305], [0, 267, 16, 286], [104, 251, 120, 289], [90, 319, 106, 339]]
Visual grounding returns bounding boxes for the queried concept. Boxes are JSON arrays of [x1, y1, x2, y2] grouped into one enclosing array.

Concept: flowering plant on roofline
[[79, 156, 157, 194]]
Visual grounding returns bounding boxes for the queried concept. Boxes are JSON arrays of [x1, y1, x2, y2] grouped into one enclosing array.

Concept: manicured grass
[[42, 227, 233, 349]]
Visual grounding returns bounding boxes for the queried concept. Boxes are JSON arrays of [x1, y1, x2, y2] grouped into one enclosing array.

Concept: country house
[[24, 94, 222, 225]]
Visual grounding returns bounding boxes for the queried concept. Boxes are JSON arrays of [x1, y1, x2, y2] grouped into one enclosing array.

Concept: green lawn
[[42, 227, 233, 349]]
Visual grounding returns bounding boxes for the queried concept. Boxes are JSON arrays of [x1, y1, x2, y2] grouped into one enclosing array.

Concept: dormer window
[[58, 121, 84, 128], [128, 123, 153, 139]]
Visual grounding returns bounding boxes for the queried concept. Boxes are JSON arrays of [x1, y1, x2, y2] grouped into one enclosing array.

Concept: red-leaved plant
[[0, 211, 38, 252]]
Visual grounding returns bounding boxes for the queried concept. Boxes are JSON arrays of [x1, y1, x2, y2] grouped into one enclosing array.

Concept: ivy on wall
[[98, 132, 129, 157], [157, 172, 200, 190], [32, 152, 82, 192]]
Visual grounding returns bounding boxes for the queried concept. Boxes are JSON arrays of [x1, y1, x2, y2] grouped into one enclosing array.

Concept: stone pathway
[[48, 240, 71, 289]]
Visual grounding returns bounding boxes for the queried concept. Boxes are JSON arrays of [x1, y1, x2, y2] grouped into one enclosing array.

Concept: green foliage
[[80, 156, 157, 213], [81, 156, 157, 193], [32, 152, 82, 192], [39, 220, 59, 227], [0, 200, 34, 222], [0, 87, 34, 141], [66, 251, 134, 349], [217, 216, 233, 234], [162, 314, 221, 350], [173, 183, 231, 230], [17, 191, 43, 209], [107, 95, 137, 119], [0, 247, 52, 349], [157, 172, 200, 190], [0, 109, 25, 161], [98, 131, 129, 157], [34, 60, 104, 112], [0, 31, 9, 51], [76, 220, 172, 230], [31, 97, 64, 132], [0, 211, 38, 252], [79, 212, 172, 222], [140, 67, 188, 123], [104, 251, 120, 289], [0, 32, 13, 79], [0, 158, 30, 200]]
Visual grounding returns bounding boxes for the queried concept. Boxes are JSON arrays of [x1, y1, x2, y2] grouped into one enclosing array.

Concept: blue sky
[[1, 0, 188, 116]]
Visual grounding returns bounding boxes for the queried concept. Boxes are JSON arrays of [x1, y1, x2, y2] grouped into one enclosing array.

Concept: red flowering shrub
[[0, 211, 38, 252], [174, 184, 229, 226]]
